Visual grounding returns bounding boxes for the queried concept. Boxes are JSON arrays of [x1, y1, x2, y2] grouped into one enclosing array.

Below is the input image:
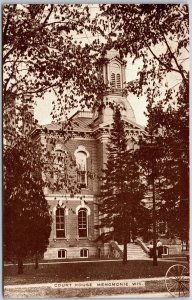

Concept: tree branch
[[159, 26, 187, 85], [41, 4, 54, 26], [3, 58, 19, 98], [3, 47, 15, 63], [16, 83, 57, 96], [42, 20, 82, 27], [144, 40, 182, 75]]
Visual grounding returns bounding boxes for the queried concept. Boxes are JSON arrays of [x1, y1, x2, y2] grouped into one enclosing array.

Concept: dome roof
[[118, 98, 136, 123], [125, 100, 136, 123]]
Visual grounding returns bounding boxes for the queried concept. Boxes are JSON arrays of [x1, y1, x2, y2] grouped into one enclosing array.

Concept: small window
[[162, 246, 169, 255], [80, 248, 88, 258], [58, 249, 67, 258]]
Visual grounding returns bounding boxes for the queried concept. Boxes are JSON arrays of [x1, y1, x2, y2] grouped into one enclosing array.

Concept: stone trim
[[45, 194, 95, 201], [74, 145, 90, 158]]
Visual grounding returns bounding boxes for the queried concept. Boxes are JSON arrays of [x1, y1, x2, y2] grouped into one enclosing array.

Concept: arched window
[[80, 248, 89, 258], [78, 208, 88, 237], [76, 151, 87, 188], [110, 62, 121, 89], [56, 207, 65, 238]]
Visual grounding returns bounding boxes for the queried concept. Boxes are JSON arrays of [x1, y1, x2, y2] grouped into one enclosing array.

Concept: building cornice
[[45, 194, 95, 201]]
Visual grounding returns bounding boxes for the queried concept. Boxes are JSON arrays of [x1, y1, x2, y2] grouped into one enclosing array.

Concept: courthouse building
[[35, 50, 145, 259]]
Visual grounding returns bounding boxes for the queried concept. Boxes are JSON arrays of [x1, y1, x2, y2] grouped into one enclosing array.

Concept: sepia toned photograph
[[3, 3, 189, 298]]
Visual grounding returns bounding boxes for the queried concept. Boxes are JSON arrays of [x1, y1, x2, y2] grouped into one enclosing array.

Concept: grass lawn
[[4, 260, 187, 285], [4, 260, 189, 298]]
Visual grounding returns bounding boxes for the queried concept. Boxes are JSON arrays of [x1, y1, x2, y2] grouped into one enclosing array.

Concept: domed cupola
[[92, 49, 136, 125]]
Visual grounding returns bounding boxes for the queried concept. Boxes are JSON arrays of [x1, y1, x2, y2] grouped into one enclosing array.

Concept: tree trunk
[[35, 253, 39, 269], [152, 175, 158, 266], [123, 238, 127, 264], [18, 257, 23, 274]]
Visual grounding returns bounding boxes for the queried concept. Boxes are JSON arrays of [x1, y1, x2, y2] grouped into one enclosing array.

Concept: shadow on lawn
[[4, 260, 186, 286]]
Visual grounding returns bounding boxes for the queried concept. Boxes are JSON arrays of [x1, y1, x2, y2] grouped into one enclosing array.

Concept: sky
[[34, 60, 148, 127]]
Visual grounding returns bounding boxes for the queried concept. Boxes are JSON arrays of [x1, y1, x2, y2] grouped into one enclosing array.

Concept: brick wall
[[40, 124, 112, 259], [44, 196, 100, 259]]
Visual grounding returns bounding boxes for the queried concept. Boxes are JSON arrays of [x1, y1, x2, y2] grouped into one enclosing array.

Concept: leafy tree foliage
[[99, 4, 188, 87], [98, 108, 146, 263], [3, 4, 104, 129], [4, 140, 52, 274]]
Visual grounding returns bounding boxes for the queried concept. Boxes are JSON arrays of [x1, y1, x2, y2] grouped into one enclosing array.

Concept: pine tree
[[98, 108, 145, 263]]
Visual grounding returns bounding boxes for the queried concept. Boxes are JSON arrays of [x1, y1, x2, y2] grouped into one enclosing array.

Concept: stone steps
[[118, 243, 149, 260]]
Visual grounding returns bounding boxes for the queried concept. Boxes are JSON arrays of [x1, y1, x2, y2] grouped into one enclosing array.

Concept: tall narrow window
[[116, 73, 121, 89], [111, 73, 116, 88], [56, 208, 65, 238], [110, 62, 121, 89], [76, 151, 87, 188], [78, 208, 88, 237]]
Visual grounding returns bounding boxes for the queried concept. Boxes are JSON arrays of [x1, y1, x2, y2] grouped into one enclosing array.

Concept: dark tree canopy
[[4, 142, 52, 273], [3, 4, 105, 140]]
